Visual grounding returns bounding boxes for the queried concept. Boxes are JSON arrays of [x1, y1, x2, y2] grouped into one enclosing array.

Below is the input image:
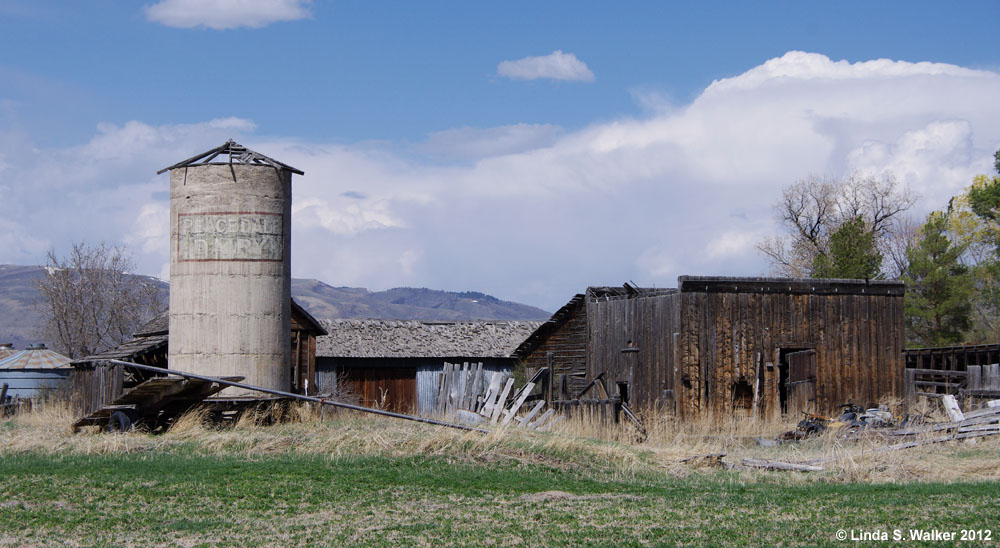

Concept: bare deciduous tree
[[34, 242, 165, 358], [882, 216, 921, 280], [756, 173, 917, 278]]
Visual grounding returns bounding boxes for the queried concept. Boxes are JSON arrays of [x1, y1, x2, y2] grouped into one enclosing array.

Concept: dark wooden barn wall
[[520, 300, 589, 399], [339, 367, 416, 413], [290, 309, 319, 395], [677, 291, 904, 419], [289, 331, 316, 395], [585, 293, 680, 410]]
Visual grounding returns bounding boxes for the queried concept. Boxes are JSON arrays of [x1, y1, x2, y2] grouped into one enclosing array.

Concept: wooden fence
[[904, 365, 1000, 401], [966, 364, 1000, 396], [434, 362, 559, 430]]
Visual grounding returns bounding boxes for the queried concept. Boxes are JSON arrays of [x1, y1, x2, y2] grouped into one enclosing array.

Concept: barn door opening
[[782, 349, 816, 416], [777, 348, 810, 414]]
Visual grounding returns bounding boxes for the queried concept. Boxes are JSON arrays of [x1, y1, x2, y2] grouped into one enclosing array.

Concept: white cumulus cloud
[[497, 50, 595, 82], [4, 52, 1000, 312], [145, 0, 312, 30]]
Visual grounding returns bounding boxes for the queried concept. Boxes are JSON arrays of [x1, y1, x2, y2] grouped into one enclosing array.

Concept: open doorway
[[731, 379, 753, 411], [777, 347, 811, 414]]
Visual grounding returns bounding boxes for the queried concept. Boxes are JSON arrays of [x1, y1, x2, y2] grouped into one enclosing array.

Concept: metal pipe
[[105, 359, 488, 434]]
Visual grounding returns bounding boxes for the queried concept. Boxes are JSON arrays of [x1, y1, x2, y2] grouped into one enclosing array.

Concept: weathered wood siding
[[676, 278, 905, 419], [318, 357, 514, 415], [520, 299, 589, 400], [586, 292, 680, 410], [339, 366, 417, 413], [416, 362, 512, 415], [290, 306, 320, 395], [72, 364, 126, 419]]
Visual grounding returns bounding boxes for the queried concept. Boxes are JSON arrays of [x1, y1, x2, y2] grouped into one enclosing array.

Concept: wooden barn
[[71, 298, 327, 422], [315, 320, 541, 415], [514, 276, 905, 419]]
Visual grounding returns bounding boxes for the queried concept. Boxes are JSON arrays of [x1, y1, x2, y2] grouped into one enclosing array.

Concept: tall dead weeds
[[3, 397, 998, 483]]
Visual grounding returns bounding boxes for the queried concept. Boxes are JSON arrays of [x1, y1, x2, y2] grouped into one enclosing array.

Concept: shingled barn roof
[[316, 320, 542, 359], [73, 333, 168, 365]]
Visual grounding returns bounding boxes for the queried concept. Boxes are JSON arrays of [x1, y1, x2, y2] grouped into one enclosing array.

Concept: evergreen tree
[[960, 149, 1000, 341], [902, 212, 973, 346], [811, 216, 882, 279]]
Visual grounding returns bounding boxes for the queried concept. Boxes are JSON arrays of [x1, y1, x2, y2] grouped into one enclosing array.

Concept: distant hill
[[0, 265, 551, 349], [0, 265, 49, 349], [0, 264, 171, 350], [290, 280, 551, 321]]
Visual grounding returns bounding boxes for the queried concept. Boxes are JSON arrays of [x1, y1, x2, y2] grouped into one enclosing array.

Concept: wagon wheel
[[107, 410, 137, 433]]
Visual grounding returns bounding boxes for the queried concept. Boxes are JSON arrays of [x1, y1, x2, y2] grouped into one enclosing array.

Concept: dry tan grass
[[3, 397, 998, 483]]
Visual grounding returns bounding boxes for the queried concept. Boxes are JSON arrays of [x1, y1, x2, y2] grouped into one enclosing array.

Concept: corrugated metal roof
[[0, 345, 16, 360], [316, 320, 542, 359], [0, 345, 72, 370]]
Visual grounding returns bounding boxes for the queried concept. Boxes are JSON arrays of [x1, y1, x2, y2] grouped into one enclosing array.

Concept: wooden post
[[751, 351, 761, 423], [967, 365, 981, 391], [442, 363, 450, 414], [904, 368, 915, 405], [491, 378, 515, 423], [517, 400, 546, 428], [528, 408, 555, 430], [466, 362, 482, 411], [479, 372, 502, 416], [545, 352, 554, 404], [941, 394, 965, 422], [501, 381, 534, 426], [292, 330, 301, 392]]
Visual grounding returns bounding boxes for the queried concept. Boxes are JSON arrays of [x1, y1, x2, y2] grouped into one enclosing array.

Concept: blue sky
[[2, 1, 1000, 312]]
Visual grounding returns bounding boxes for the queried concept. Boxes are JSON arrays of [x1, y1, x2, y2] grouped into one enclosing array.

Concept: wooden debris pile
[[680, 397, 1000, 473], [435, 362, 562, 430], [879, 395, 1000, 448]]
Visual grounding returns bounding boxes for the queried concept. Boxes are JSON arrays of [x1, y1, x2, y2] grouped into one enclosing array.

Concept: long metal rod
[[106, 359, 488, 434]]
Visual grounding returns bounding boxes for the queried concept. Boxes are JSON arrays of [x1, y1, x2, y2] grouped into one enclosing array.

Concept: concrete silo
[[158, 141, 304, 394]]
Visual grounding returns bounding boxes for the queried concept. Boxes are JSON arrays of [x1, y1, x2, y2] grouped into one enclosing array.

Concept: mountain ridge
[[0, 265, 551, 349]]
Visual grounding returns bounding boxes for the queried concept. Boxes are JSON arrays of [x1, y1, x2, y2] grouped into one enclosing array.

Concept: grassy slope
[[1, 408, 999, 547]]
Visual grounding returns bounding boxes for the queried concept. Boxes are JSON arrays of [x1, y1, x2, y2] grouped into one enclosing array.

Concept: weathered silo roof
[[0, 344, 71, 370], [316, 320, 542, 359], [157, 139, 304, 175]]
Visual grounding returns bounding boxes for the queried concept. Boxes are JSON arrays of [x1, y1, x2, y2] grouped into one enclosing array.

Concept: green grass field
[[2, 407, 999, 547], [2, 452, 998, 547]]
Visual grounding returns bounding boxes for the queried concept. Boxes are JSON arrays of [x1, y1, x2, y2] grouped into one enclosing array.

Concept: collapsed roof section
[[156, 139, 304, 175]]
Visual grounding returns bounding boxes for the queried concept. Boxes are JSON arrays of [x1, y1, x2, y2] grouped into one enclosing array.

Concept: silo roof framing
[[156, 139, 304, 176]]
